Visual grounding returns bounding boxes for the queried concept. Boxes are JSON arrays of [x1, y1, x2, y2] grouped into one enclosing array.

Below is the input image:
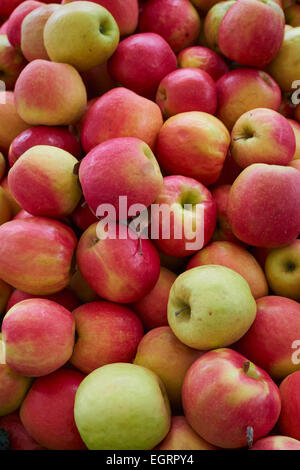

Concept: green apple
[[74, 363, 171, 450], [44, 1, 120, 72], [168, 265, 257, 350]]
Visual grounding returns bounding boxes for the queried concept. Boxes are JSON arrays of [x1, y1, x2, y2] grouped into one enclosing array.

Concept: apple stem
[[246, 426, 254, 449], [243, 361, 250, 374], [175, 306, 189, 316]]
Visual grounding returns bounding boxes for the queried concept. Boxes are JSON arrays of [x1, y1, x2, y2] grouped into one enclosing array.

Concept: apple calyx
[[246, 426, 254, 449], [175, 306, 189, 316]]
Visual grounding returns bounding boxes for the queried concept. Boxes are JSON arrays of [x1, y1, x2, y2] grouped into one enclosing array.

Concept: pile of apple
[[0, 0, 300, 452]]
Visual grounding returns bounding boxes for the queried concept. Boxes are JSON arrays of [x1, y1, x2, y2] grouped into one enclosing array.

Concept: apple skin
[[71, 301, 143, 374], [0, 35, 27, 90], [77, 223, 160, 304], [8, 126, 82, 167], [177, 46, 229, 81], [81, 87, 163, 153], [134, 326, 201, 410], [0, 412, 43, 450], [230, 109, 296, 168], [156, 112, 230, 186], [182, 348, 281, 449], [265, 240, 300, 301], [218, 0, 285, 67], [131, 267, 176, 330], [79, 137, 163, 215], [14, 60, 87, 126], [156, 68, 217, 118], [279, 371, 300, 441], [6, 1, 43, 47], [20, 4, 61, 62], [0, 217, 77, 295], [6, 288, 80, 313], [203, 1, 236, 54], [235, 296, 300, 380], [187, 241, 268, 300], [20, 368, 86, 450], [70, 269, 100, 304], [151, 175, 217, 258], [0, 187, 12, 226], [168, 265, 257, 350], [0, 92, 29, 154], [211, 184, 242, 245], [0, 177, 21, 217], [139, 0, 201, 53], [8, 145, 82, 218], [216, 68, 281, 131], [251, 435, 300, 450], [2, 298, 75, 377], [0, 279, 12, 314], [288, 119, 300, 160], [74, 363, 171, 450], [71, 200, 98, 231], [156, 416, 217, 450], [44, 2, 120, 72], [227, 164, 300, 248], [108, 33, 177, 100]]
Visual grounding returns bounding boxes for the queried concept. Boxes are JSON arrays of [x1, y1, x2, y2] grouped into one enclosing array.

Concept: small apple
[[177, 46, 229, 81]]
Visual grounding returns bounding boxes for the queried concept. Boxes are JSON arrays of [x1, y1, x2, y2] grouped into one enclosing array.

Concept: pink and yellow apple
[[177, 46, 229, 81], [251, 435, 300, 450]]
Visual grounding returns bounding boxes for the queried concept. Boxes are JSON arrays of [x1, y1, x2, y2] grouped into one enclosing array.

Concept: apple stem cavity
[[243, 361, 250, 374], [175, 306, 189, 316], [246, 426, 254, 449]]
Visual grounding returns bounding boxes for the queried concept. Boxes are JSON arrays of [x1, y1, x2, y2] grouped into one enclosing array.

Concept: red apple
[[6, 288, 80, 313], [251, 435, 300, 450], [71, 200, 98, 232], [6, 1, 43, 47], [0, 412, 44, 450], [177, 46, 229, 81], [279, 371, 300, 441]]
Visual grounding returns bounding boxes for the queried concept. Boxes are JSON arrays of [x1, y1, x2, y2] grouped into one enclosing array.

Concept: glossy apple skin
[[216, 69, 281, 131], [0, 35, 27, 90], [156, 416, 217, 450], [251, 435, 300, 450], [108, 33, 177, 99], [279, 371, 300, 441], [288, 119, 300, 160], [134, 326, 201, 410], [131, 267, 176, 330], [178, 46, 228, 81], [15, 60, 87, 127], [0, 412, 44, 450], [6, 288, 80, 313], [156, 112, 230, 186], [187, 241, 268, 300], [20, 368, 86, 450], [77, 223, 160, 304], [81, 88, 163, 153], [79, 137, 163, 215], [227, 164, 300, 247], [0, 92, 29, 154], [218, 0, 285, 67], [211, 185, 242, 244], [182, 348, 281, 448], [6, 1, 43, 47], [71, 301, 144, 373], [2, 299, 75, 377], [8, 126, 82, 167], [151, 175, 217, 257], [0, 217, 77, 295], [156, 68, 217, 118], [235, 296, 300, 380]]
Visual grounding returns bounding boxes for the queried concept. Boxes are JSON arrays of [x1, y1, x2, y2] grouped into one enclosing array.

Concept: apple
[[0, 187, 12, 226], [69, 268, 99, 304], [8, 126, 82, 167], [156, 416, 216, 450], [211, 184, 242, 244], [182, 348, 281, 448], [8, 145, 82, 218], [216, 68, 281, 131], [265, 240, 300, 301], [80, 62, 116, 100], [14, 60, 87, 126], [228, 164, 300, 247], [74, 363, 171, 450], [168, 265, 256, 350], [187, 241, 268, 299], [44, 1, 120, 72], [0, 334, 32, 416], [131, 267, 177, 330], [79, 137, 163, 215], [20, 368, 86, 450], [156, 112, 230, 186], [2, 298, 75, 377], [71, 200, 98, 231], [190, 0, 225, 13], [20, 4, 61, 62], [0, 153, 5, 182], [230, 108, 295, 168], [0, 279, 12, 314], [177, 46, 229, 81], [80, 87, 163, 153], [251, 435, 300, 450], [0, 92, 29, 154], [139, 0, 201, 53], [0, 35, 27, 90], [203, 1, 236, 53], [279, 371, 300, 441], [6, 287, 80, 313], [0, 177, 21, 217], [151, 175, 217, 257], [288, 119, 300, 160], [268, 27, 300, 92], [0, 412, 43, 450], [6, 1, 43, 47], [235, 296, 300, 380], [155, 68, 217, 118], [0, 217, 77, 295], [134, 326, 201, 410]]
